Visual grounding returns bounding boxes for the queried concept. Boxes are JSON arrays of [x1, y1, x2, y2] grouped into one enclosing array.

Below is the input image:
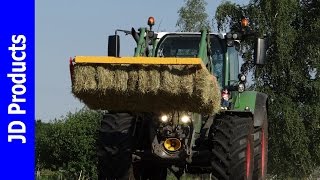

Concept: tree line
[[36, 109, 101, 179]]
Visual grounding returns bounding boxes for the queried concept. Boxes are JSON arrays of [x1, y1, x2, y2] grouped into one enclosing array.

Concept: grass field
[[36, 169, 320, 180]]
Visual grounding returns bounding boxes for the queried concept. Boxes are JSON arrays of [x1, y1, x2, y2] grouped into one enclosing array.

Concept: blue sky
[[36, 0, 249, 121]]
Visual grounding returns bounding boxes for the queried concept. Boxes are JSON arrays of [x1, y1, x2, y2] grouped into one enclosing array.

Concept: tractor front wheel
[[210, 115, 254, 180], [97, 112, 135, 180]]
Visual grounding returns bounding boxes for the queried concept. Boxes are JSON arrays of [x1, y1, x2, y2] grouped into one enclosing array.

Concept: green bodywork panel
[[134, 28, 147, 57], [224, 52, 230, 87], [230, 91, 257, 113], [197, 30, 209, 63]]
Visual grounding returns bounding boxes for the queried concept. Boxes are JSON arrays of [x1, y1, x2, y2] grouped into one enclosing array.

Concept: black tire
[[133, 162, 167, 180], [253, 115, 268, 180], [97, 112, 135, 180], [210, 115, 254, 180]]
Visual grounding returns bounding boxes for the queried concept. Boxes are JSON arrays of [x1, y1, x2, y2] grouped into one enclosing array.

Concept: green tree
[[36, 109, 102, 179], [215, 0, 320, 178], [176, 0, 210, 31], [298, 0, 320, 167], [36, 120, 54, 170]]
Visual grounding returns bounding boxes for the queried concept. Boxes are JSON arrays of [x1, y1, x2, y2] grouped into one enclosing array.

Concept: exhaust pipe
[[163, 138, 182, 152]]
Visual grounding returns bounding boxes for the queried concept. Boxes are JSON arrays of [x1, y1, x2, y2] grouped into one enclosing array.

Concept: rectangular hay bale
[[71, 63, 221, 114]]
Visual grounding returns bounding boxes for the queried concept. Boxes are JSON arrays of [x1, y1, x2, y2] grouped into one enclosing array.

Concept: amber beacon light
[[148, 16, 155, 26], [241, 17, 249, 27]]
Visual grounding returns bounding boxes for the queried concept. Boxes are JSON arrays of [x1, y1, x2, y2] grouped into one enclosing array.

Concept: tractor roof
[[156, 32, 226, 40]]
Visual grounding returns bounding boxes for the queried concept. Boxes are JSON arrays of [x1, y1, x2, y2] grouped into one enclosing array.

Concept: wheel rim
[[246, 137, 252, 178], [261, 127, 266, 176]]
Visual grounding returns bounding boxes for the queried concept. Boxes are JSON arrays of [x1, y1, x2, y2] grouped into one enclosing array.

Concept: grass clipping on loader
[[72, 64, 221, 114]]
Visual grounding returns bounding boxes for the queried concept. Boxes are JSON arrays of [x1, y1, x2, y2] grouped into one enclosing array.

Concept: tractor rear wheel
[[253, 115, 268, 180], [97, 112, 135, 180], [210, 115, 254, 180]]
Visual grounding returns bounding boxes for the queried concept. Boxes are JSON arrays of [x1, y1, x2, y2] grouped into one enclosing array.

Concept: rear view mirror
[[254, 38, 267, 65], [108, 35, 120, 57]]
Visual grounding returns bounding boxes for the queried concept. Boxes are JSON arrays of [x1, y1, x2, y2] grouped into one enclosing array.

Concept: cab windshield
[[156, 34, 226, 85]]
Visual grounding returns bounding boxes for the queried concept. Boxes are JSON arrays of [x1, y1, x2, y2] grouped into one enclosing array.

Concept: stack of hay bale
[[71, 63, 221, 114]]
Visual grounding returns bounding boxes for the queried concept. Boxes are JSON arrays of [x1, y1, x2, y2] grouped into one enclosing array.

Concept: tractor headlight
[[238, 83, 245, 92], [232, 33, 238, 39], [239, 74, 246, 82], [160, 115, 169, 122], [180, 115, 191, 124], [226, 33, 232, 39]]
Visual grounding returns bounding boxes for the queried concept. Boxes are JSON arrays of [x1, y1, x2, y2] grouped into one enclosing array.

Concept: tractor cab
[[109, 19, 266, 95], [154, 32, 238, 88]]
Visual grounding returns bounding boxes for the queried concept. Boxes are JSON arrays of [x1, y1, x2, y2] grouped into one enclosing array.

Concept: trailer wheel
[[97, 112, 135, 180], [210, 115, 254, 180], [253, 114, 268, 180]]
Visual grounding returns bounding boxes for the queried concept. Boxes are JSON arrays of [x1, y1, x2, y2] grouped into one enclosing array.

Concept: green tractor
[[72, 17, 268, 180]]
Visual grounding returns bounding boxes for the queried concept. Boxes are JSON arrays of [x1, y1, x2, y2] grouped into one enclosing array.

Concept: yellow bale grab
[[74, 56, 204, 66]]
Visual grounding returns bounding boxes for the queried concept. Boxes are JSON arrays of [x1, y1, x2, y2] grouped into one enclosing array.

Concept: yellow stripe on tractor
[[74, 56, 204, 66]]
